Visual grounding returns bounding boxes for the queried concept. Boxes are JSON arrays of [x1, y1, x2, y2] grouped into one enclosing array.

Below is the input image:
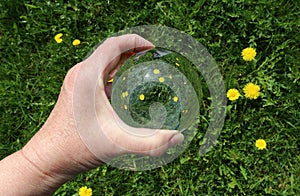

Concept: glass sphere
[[111, 48, 199, 132]]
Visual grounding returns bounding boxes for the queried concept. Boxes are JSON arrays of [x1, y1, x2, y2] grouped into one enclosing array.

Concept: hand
[[2, 34, 184, 194], [70, 34, 185, 162]]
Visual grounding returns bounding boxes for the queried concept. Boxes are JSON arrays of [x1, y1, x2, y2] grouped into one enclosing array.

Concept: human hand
[[20, 34, 184, 191]]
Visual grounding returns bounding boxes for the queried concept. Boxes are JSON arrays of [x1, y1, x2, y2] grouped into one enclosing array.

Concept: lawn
[[0, 0, 299, 195]]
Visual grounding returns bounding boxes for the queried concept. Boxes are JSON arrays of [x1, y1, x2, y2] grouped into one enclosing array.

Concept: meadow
[[0, 0, 299, 195]]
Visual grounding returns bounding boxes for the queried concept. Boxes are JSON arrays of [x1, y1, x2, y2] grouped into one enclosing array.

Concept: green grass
[[1, 0, 299, 195]]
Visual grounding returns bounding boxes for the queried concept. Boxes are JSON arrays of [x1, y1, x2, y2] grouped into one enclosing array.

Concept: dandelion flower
[[54, 33, 63, 43], [241, 47, 256, 61], [139, 94, 145, 101], [159, 77, 165, 83], [182, 109, 189, 113], [73, 39, 81, 46], [153, 69, 160, 74], [243, 83, 260, 99], [226, 88, 240, 101], [121, 104, 128, 110], [122, 91, 128, 98], [175, 62, 180, 67], [79, 186, 92, 196], [255, 139, 267, 150], [173, 96, 179, 102]]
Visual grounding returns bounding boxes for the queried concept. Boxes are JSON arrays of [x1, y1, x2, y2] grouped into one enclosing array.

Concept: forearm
[[0, 123, 79, 195], [0, 127, 101, 195], [0, 150, 60, 195]]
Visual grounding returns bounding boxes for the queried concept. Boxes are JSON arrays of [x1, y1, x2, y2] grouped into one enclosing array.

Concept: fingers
[[105, 51, 135, 81], [84, 34, 154, 81], [105, 82, 112, 98]]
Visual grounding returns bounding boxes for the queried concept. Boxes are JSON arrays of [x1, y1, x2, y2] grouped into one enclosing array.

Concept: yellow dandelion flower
[[255, 139, 267, 150], [121, 104, 128, 110], [72, 39, 81, 46], [139, 94, 145, 101], [226, 88, 240, 101], [153, 69, 160, 74], [159, 77, 165, 83], [107, 78, 114, 83], [243, 83, 260, 99], [173, 96, 179, 102], [176, 57, 179, 61], [181, 109, 189, 113], [54, 33, 63, 43], [175, 62, 180, 67], [241, 47, 257, 61], [122, 91, 128, 98], [79, 186, 92, 196]]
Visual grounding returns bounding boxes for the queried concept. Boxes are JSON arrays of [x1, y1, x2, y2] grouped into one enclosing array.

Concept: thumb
[[142, 130, 185, 157], [111, 127, 185, 157], [93, 90, 185, 159]]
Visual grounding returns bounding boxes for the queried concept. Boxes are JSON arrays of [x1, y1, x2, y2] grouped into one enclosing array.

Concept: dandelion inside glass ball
[[111, 48, 199, 131]]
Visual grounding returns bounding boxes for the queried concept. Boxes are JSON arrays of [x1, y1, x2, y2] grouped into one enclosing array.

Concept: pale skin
[[0, 34, 184, 195]]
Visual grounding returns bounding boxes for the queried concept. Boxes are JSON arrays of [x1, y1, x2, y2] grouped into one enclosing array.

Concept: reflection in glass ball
[[111, 48, 199, 132]]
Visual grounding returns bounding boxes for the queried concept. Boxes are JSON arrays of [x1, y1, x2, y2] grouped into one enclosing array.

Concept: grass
[[1, 0, 299, 195]]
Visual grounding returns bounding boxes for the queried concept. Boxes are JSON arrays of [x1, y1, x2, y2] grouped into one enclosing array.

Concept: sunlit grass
[[0, 0, 299, 195]]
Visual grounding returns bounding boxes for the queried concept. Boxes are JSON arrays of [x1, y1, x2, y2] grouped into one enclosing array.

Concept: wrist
[[0, 150, 59, 196], [20, 108, 103, 187], [19, 98, 103, 194]]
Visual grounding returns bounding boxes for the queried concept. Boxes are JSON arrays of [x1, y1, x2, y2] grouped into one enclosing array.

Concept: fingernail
[[170, 132, 184, 147]]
